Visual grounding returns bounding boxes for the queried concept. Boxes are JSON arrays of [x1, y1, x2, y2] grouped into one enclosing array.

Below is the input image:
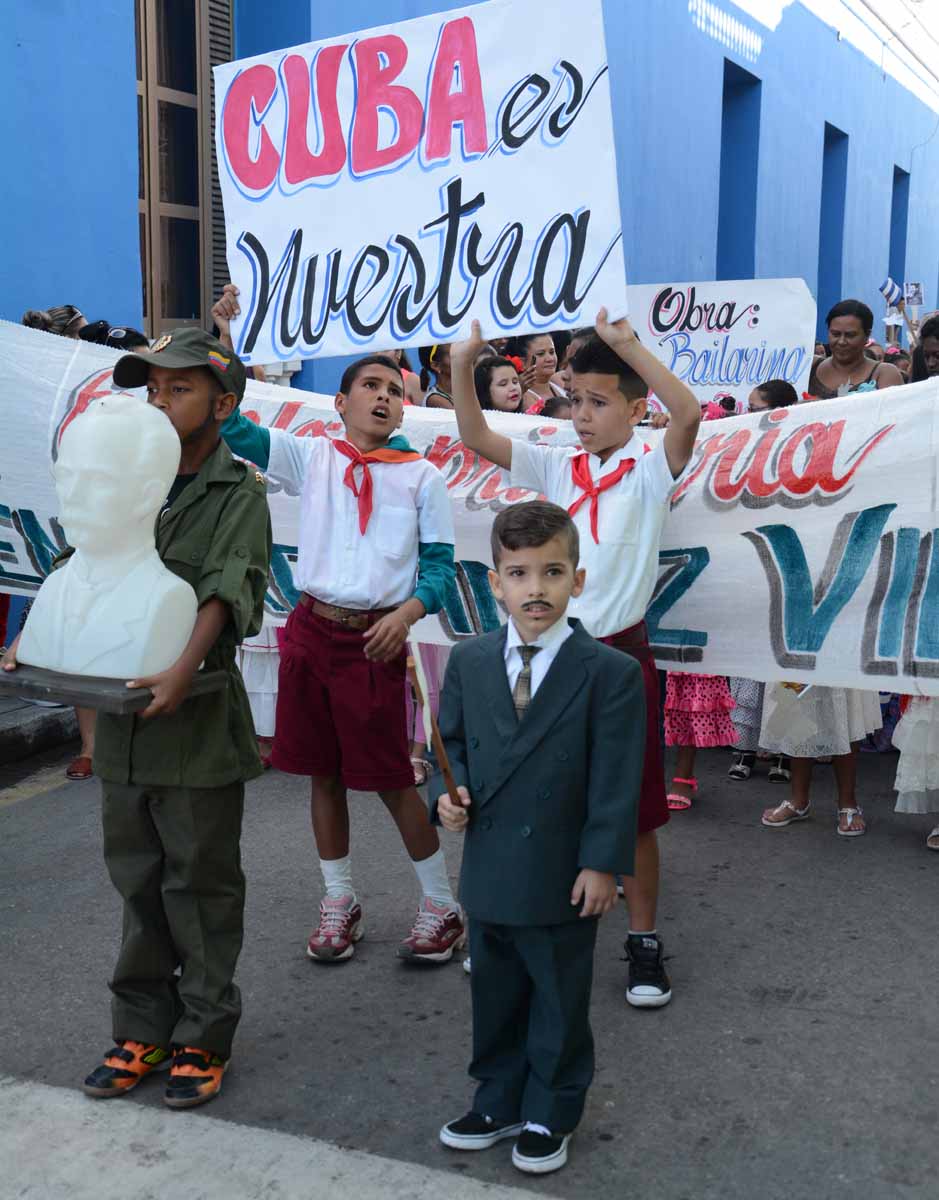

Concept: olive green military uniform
[[93, 438, 271, 1058]]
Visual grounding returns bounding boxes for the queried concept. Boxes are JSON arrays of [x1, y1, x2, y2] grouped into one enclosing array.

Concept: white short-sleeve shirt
[[510, 435, 680, 637], [267, 432, 454, 609]]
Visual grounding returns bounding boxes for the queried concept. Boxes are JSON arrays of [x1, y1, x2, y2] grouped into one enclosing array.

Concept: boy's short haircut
[[491, 501, 580, 569], [339, 354, 403, 395], [570, 336, 646, 401]]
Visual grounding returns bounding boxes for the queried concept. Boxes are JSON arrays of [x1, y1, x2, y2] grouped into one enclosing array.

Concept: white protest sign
[[212, 0, 626, 365], [628, 278, 815, 410], [3, 321, 939, 695]]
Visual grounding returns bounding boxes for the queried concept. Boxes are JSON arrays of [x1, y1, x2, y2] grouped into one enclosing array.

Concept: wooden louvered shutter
[[199, 0, 233, 328]]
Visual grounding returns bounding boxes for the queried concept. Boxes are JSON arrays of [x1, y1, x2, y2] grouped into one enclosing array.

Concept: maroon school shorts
[[600, 620, 669, 835], [271, 602, 414, 792]]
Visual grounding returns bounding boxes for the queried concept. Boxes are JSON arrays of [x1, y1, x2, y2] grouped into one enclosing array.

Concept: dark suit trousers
[[468, 917, 598, 1133], [100, 782, 246, 1058]]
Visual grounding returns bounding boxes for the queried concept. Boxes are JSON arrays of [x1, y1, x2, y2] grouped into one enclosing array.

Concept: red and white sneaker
[[306, 895, 363, 962], [397, 898, 465, 964]]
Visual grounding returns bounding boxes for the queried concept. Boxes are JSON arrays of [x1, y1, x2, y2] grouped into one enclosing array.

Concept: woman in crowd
[[910, 314, 939, 382], [418, 343, 454, 408], [22, 305, 87, 338], [727, 379, 800, 783], [506, 332, 561, 411], [807, 300, 904, 397]]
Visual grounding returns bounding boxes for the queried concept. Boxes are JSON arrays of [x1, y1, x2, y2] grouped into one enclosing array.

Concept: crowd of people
[[2, 286, 937, 1176]]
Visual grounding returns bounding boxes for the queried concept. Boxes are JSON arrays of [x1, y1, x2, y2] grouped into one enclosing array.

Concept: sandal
[[728, 752, 754, 781], [926, 827, 939, 851], [768, 755, 791, 784], [411, 757, 431, 787], [666, 776, 697, 811], [761, 799, 811, 827], [837, 807, 866, 837], [66, 755, 93, 781]]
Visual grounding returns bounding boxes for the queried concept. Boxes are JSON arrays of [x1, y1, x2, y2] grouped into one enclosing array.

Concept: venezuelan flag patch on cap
[[207, 349, 231, 371]]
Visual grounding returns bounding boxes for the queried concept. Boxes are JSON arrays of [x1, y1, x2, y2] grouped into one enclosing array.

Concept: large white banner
[[212, 0, 627, 365], [3, 321, 939, 695], [629, 278, 815, 410]]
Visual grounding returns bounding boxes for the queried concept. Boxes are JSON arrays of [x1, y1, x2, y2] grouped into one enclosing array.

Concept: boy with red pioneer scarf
[[221, 355, 463, 965], [450, 312, 699, 1007]]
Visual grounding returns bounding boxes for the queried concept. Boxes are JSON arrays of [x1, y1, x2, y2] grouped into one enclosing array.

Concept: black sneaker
[[439, 1111, 524, 1150], [625, 934, 672, 1008], [512, 1124, 571, 1174]]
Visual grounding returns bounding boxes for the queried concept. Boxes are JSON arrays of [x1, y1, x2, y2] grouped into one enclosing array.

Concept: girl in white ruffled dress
[[758, 683, 882, 836], [892, 697, 939, 850]]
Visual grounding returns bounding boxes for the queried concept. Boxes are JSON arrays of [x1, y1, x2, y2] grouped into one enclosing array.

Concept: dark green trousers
[[101, 781, 246, 1058], [468, 917, 598, 1134]]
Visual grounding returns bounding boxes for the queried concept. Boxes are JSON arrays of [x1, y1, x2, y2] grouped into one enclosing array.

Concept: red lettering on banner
[[222, 65, 281, 192], [350, 36, 424, 175], [271, 401, 304, 430], [424, 18, 488, 161], [53, 369, 115, 457], [282, 48, 348, 184], [672, 410, 895, 507]]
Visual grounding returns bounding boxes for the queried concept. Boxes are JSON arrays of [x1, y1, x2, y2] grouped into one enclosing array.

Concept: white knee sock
[[411, 848, 457, 909], [320, 855, 355, 901]]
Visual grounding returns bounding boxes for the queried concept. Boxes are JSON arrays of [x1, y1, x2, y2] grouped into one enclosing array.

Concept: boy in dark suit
[[432, 501, 645, 1175]]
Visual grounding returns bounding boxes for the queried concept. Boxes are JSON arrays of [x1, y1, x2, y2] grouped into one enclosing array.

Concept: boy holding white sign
[[450, 311, 700, 1007]]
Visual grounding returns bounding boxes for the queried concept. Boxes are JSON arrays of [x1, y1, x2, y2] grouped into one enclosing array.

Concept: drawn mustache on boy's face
[[523, 601, 553, 611]]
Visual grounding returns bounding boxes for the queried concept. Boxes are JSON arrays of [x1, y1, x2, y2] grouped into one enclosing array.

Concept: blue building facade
[[4, 0, 939, 392]]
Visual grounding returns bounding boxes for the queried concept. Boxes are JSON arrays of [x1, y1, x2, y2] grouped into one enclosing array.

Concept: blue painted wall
[[0, 1, 141, 330]]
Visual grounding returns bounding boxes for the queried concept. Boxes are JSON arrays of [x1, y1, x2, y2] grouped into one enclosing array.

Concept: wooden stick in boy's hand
[[407, 655, 463, 811]]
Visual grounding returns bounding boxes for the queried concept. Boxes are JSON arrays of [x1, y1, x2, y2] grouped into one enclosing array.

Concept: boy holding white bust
[[5, 328, 272, 1108]]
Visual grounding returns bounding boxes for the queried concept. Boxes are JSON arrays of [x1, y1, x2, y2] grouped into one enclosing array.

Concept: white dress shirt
[[510, 435, 682, 637], [504, 615, 575, 700], [265, 431, 454, 609]]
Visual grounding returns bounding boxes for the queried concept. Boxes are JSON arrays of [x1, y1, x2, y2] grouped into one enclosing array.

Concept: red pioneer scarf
[[332, 439, 422, 533], [567, 453, 638, 543]]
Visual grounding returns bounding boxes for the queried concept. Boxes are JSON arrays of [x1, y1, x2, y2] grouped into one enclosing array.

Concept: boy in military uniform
[[65, 329, 269, 1108]]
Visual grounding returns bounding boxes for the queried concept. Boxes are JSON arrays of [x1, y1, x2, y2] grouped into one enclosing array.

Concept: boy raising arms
[[221, 355, 464, 963], [435, 501, 645, 1174], [2, 330, 272, 1107], [450, 312, 700, 1007]]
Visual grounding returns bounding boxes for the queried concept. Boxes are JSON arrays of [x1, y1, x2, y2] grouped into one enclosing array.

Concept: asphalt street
[[1, 742, 935, 1199]]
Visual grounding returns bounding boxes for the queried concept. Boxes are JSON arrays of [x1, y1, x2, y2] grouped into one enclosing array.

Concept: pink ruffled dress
[[665, 673, 737, 748]]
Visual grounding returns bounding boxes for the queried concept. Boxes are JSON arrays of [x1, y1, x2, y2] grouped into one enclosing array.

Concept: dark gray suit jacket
[[429, 619, 646, 926]]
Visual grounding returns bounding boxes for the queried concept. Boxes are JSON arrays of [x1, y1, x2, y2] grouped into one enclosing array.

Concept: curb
[[0, 704, 78, 764]]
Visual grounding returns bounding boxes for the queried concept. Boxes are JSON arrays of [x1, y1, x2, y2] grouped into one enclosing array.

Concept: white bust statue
[[17, 395, 198, 679]]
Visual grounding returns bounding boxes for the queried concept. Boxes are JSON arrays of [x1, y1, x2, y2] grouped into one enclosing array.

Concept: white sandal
[[761, 799, 811, 828], [926, 826, 939, 851], [837, 806, 866, 837]]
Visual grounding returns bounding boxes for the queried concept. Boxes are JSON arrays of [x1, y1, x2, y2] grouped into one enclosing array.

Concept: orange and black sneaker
[[82, 1039, 170, 1098], [163, 1047, 228, 1109]]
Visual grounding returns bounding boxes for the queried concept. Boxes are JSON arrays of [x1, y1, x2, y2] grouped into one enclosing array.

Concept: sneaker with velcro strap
[[163, 1047, 228, 1109], [82, 1039, 170, 1098], [512, 1123, 571, 1174], [439, 1111, 524, 1150]]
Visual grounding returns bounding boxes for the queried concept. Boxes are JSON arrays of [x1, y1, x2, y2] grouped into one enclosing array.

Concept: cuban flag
[[880, 277, 903, 305]]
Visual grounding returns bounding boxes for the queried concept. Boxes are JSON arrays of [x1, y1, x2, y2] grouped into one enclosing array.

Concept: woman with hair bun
[[21, 305, 87, 338]]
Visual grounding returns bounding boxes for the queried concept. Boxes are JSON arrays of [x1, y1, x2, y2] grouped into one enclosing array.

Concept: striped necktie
[[513, 645, 542, 720]]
